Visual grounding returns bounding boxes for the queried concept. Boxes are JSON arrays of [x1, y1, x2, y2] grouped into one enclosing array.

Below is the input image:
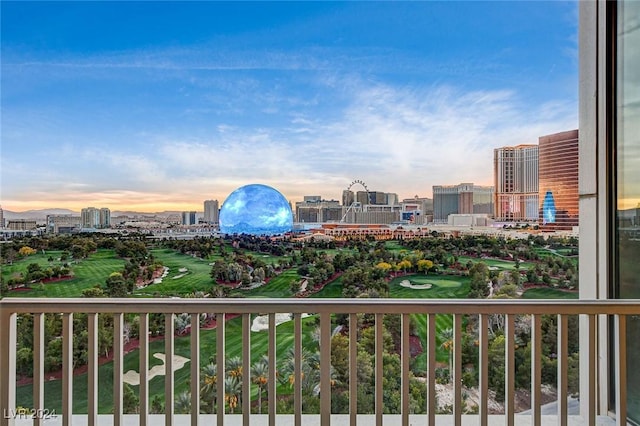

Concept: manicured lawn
[[388, 274, 469, 298], [5, 250, 125, 298], [309, 276, 344, 298], [457, 256, 535, 271], [134, 249, 214, 296], [242, 250, 293, 265], [232, 268, 300, 298], [383, 241, 406, 252], [521, 287, 578, 299]]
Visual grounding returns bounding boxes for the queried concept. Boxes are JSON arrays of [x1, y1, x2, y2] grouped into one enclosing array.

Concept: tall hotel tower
[[81, 207, 111, 228], [203, 200, 219, 224], [494, 145, 539, 222], [538, 130, 579, 229]]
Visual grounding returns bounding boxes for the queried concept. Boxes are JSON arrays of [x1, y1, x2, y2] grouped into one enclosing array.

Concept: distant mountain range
[[1, 209, 186, 221]]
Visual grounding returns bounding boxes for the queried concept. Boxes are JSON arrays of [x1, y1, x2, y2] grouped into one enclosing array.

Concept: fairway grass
[[134, 249, 214, 296], [456, 256, 535, 271], [4, 250, 125, 298], [521, 286, 578, 299]]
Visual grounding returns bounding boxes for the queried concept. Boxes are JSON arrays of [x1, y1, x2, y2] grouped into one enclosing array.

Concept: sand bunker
[[251, 313, 311, 332], [123, 353, 189, 386], [238, 281, 265, 290], [153, 267, 170, 284], [399, 279, 432, 290]]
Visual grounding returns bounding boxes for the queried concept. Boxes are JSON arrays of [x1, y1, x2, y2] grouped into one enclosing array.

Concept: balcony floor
[[11, 414, 618, 426]]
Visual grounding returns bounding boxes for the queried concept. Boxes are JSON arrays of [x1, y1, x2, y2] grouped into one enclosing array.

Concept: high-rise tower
[[494, 145, 539, 221], [204, 200, 219, 224], [538, 129, 579, 229]]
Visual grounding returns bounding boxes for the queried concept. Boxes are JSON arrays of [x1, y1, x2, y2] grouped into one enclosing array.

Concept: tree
[[396, 259, 412, 274], [200, 363, 218, 412], [468, 262, 490, 298], [175, 391, 191, 414], [123, 383, 139, 413], [82, 286, 106, 298], [375, 262, 393, 277], [251, 357, 269, 413], [225, 376, 242, 413], [150, 396, 164, 414], [439, 327, 454, 382], [18, 246, 37, 257], [417, 259, 434, 274], [105, 272, 128, 297]]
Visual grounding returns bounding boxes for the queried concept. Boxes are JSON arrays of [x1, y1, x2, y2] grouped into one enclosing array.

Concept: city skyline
[[1, 1, 579, 212]]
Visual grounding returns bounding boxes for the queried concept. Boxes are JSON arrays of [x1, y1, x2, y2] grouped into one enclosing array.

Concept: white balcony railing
[[1, 298, 639, 426]]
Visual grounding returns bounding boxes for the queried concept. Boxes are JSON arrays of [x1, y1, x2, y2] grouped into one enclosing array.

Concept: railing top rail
[[2, 297, 640, 315]]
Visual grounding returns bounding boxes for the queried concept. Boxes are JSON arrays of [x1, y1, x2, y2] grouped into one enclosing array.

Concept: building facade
[[6, 219, 37, 230], [400, 196, 433, 225], [433, 183, 495, 223], [203, 200, 219, 224], [295, 197, 343, 223], [47, 214, 82, 233], [538, 129, 579, 230], [181, 211, 197, 226], [494, 144, 539, 222], [81, 207, 111, 229]]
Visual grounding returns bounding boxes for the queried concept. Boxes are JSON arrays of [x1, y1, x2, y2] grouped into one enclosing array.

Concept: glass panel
[[616, 1, 640, 422]]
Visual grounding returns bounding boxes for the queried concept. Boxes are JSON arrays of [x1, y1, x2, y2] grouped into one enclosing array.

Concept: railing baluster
[[217, 313, 225, 425], [113, 313, 123, 426], [165, 313, 175, 426], [320, 312, 331, 426], [401, 313, 410, 426], [557, 314, 568, 426], [139, 313, 149, 426], [531, 314, 542, 426], [62, 313, 73, 426], [87, 313, 98, 426], [294, 313, 302, 426], [33, 313, 44, 426], [584, 314, 596, 426], [349, 313, 358, 426], [479, 314, 489, 426], [242, 313, 251, 426], [453, 314, 462, 426], [614, 314, 627, 426], [505, 314, 515, 426], [375, 313, 383, 426], [427, 313, 436, 426], [267, 313, 277, 426], [2, 297, 640, 426], [0, 311, 17, 426], [190, 313, 200, 426]]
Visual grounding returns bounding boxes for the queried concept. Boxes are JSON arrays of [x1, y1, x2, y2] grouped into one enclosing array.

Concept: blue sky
[[1, 1, 578, 212]]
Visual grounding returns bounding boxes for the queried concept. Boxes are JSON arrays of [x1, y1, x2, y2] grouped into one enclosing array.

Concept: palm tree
[[174, 313, 191, 335], [251, 357, 269, 414], [175, 391, 191, 414], [227, 356, 243, 380], [200, 363, 217, 412], [225, 376, 242, 413]]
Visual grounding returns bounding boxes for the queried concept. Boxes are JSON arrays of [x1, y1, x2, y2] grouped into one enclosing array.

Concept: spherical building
[[219, 184, 293, 235]]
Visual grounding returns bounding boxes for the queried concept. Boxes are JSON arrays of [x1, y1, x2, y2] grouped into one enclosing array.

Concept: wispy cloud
[[1, 77, 577, 211]]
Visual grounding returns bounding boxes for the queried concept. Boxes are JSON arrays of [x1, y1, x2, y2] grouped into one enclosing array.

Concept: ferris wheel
[[346, 179, 369, 195], [341, 179, 370, 222]]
